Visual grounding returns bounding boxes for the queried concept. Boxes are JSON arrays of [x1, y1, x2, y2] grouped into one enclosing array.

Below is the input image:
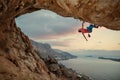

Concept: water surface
[[59, 57, 120, 80]]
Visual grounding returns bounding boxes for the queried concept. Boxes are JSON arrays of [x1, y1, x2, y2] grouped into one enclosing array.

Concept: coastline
[[43, 56, 92, 80], [59, 57, 120, 80], [58, 58, 92, 80]]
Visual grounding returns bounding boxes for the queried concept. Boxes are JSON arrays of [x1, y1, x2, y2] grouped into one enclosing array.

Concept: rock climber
[[78, 24, 99, 33], [78, 22, 99, 41]]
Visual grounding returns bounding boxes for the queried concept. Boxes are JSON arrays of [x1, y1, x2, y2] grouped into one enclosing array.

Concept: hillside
[[31, 40, 77, 60]]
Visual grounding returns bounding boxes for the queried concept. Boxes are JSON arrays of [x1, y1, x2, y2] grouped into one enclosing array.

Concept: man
[[78, 24, 98, 33], [78, 23, 99, 39]]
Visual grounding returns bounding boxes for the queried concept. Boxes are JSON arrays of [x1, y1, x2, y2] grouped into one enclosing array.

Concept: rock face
[[0, 20, 88, 80], [34, 0, 120, 30], [43, 57, 90, 80], [0, 20, 48, 80], [0, 20, 58, 80], [0, 19, 84, 80], [0, 0, 120, 30]]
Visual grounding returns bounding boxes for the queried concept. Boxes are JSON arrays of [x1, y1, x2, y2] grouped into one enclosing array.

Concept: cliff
[[0, 0, 120, 30], [0, 0, 120, 80], [0, 20, 85, 80], [31, 40, 77, 60]]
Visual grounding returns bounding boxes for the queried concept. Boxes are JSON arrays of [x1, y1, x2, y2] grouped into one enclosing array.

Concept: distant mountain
[[31, 40, 77, 60]]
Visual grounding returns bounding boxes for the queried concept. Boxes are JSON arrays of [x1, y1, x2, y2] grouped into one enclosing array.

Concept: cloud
[[98, 41, 102, 44], [46, 38, 75, 47], [49, 41, 69, 47], [16, 10, 81, 39]]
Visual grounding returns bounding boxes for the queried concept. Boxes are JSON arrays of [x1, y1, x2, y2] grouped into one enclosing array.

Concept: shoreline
[[43, 56, 92, 80], [58, 58, 92, 80]]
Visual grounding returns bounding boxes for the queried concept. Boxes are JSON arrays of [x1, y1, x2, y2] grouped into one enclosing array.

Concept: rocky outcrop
[[42, 56, 91, 80], [33, 0, 120, 30], [0, 9, 89, 80], [0, 20, 54, 80], [0, 19, 89, 80], [0, 0, 120, 30]]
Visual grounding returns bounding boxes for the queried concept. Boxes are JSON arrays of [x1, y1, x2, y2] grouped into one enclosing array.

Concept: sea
[[59, 50, 120, 80]]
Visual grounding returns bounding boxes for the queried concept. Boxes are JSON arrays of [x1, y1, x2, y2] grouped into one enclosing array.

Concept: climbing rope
[[81, 21, 88, 41]]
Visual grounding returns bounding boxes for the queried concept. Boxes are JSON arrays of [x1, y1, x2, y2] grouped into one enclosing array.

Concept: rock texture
[[0, 0, 120, 80], [0, 20, 53, 80], [43, 57, 91, 80], [0, 19, 85, 80], [34, 0, 120, 30], [0, 0, 120, 30]]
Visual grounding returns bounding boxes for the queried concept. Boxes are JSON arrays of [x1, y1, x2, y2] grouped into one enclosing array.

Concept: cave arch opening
[[15, 9, 83, 51], [15, 10, 120, 52]]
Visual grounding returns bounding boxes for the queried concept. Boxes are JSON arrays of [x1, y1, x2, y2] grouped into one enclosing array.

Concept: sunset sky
[[16, 10, 120, 52]]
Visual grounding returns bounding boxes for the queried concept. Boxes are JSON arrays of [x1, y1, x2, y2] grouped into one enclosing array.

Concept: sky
[[16, 10, 120, 52]]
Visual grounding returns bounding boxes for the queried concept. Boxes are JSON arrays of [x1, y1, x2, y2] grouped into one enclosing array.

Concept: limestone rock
[[49, 64, 60, 72], [34, 0, 120, 30], [0, 0, 120, 30]]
